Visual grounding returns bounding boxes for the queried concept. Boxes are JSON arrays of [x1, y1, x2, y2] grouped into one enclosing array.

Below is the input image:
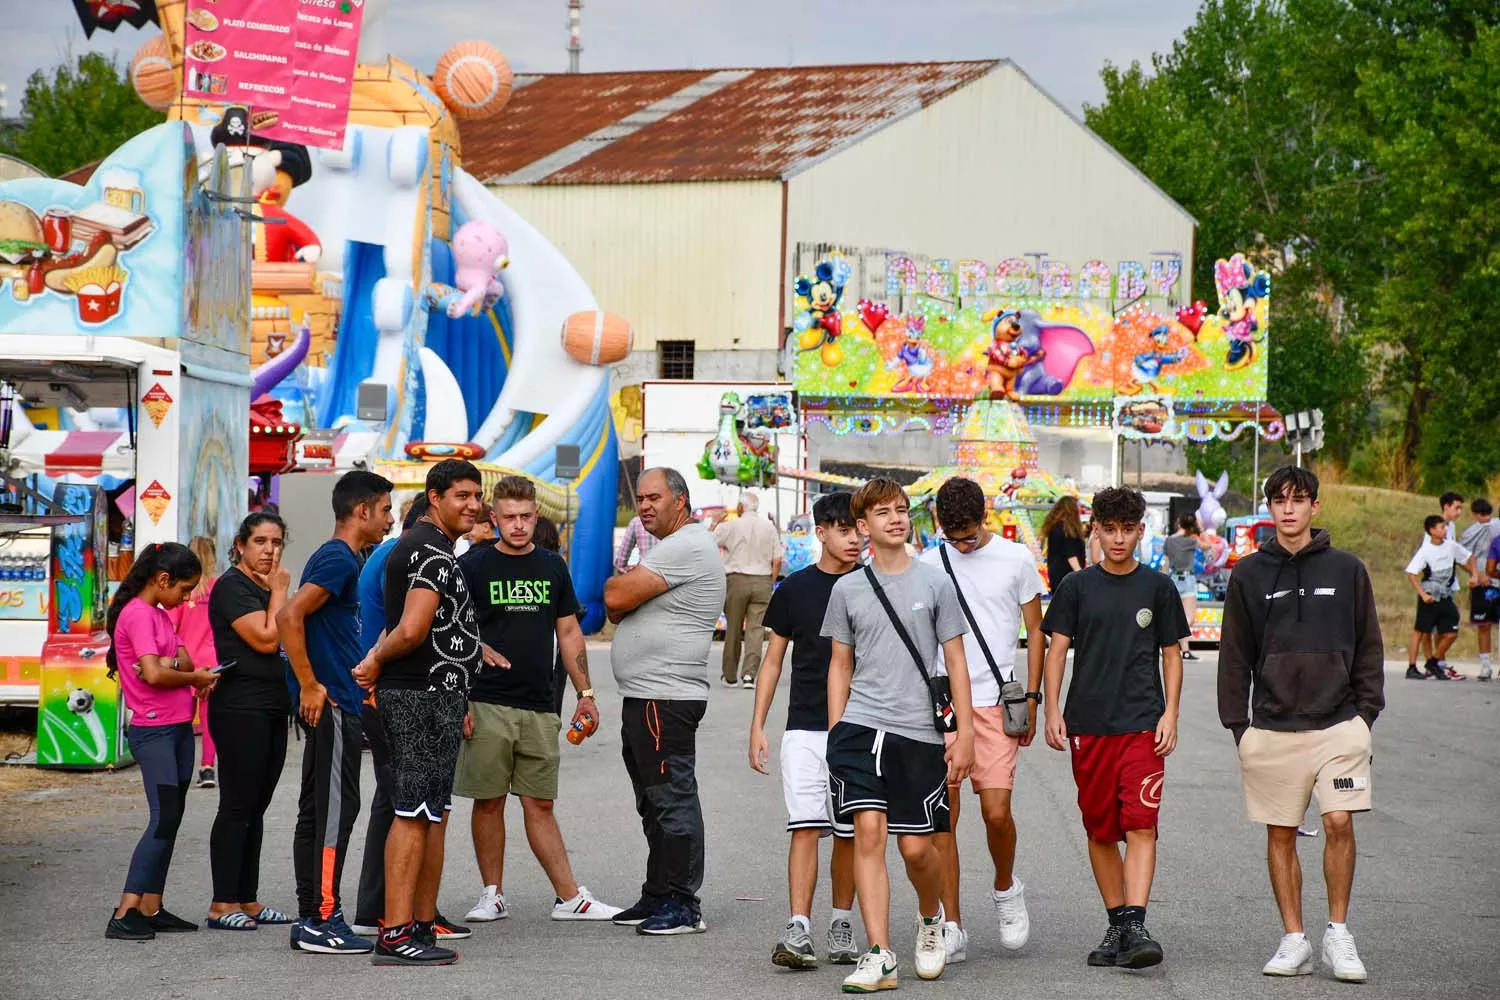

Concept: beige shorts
[[1237, 716, 1372, 827], [943, 705, 1021, 791], [453, 701, 561, 801]]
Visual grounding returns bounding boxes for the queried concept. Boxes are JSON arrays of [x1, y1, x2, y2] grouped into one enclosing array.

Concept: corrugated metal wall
[[488, 180, 784, 352], [785, 63, 1196, 305]]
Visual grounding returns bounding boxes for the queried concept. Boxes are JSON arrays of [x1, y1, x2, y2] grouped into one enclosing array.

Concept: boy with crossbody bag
[[918, 475, 1046, 961], [822, 478, 973, 992]]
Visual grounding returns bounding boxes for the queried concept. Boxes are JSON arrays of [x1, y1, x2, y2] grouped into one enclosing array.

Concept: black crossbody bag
[[862, 565, 956, 734], [939, 546, 1030, 737]]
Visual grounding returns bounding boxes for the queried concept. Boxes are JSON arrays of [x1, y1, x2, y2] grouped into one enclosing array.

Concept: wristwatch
[[577, 688, 596, 700], [1025, 691, 1043, 704]]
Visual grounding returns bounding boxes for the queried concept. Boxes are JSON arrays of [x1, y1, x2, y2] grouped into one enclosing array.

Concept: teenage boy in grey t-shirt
[[822, 478, 973, 992], [603, 468, 727, 937]]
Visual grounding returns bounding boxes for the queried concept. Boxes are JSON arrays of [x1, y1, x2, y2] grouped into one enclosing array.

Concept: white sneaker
[[1322, 925, 1368, 982], [1262, 932, 1314, 976], [914, 912, 947, 981], [841, 947, 898, 993], [1480, 662, 1493, 681], [942, 921, 967, 963], [552, 885, 622, 921], [464, 886, 508, 922], [993, 877, 1030, 950]]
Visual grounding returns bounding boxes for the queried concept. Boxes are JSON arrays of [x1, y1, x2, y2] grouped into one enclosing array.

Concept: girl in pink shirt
[[167, 536, 220, 787], [105, 542, 218, 942]]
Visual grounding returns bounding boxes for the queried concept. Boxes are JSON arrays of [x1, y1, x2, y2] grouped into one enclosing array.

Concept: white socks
[[830, 907, 853, 925], [1328, 921, 1348, 934]]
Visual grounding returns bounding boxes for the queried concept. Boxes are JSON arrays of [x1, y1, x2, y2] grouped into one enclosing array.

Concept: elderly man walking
[[604, 467, 727, 935], [715, 492, 782, 689]]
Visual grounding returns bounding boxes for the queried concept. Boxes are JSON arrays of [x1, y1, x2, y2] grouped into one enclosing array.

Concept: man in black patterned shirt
[[355, 460, 498, 966]]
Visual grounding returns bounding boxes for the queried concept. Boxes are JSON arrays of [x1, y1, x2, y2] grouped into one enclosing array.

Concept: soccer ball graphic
[[66, 687, 95, 715]]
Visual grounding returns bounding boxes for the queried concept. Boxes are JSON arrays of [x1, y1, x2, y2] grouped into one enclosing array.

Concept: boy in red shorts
[[1042, 487, 1187, 970]]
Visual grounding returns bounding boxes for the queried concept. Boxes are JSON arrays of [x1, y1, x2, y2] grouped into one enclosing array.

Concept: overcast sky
[[2, 0, 1201, 132]]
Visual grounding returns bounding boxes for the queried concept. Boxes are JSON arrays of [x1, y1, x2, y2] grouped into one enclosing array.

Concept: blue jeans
[[123, 722, 195, 895]]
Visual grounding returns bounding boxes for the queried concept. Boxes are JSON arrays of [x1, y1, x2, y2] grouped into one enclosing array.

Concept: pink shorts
[[944, 705, 1021, 791]]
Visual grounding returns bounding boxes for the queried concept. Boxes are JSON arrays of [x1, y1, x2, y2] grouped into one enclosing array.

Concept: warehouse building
[[460, 59, 1195, 471]]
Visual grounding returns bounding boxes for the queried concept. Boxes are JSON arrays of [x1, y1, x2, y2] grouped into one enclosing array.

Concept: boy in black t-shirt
[[748, 492, 863, 970], [454, 476, 622, 924], [1041, 487, 1187, 971]]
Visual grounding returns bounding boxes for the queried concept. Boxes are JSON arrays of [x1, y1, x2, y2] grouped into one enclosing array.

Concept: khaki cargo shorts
[[453, 702, 562, 801], [1237, 715, 1372, 827]]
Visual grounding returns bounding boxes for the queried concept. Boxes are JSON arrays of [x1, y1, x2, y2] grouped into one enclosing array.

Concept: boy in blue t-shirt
[[278, 471, 394, 954]]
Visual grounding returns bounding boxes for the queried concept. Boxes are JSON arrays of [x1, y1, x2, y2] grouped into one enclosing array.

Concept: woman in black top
[[1042, 496, 1088, 593], [204, 512, 294, 930]]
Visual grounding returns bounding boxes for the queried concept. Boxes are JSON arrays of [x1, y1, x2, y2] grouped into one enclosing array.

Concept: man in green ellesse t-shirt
[[454, 476, 622, 925]]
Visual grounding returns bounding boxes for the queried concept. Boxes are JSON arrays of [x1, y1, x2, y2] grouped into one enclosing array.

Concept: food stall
[[0, 122, 252, 764]]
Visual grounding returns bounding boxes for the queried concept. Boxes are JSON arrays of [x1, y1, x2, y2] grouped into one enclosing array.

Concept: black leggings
[[208, 708, 288, 904], [123, 723, 194, 895]]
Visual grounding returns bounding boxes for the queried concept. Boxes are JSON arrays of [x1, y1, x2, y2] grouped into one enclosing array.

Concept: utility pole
[[567, 0, 583, 73]]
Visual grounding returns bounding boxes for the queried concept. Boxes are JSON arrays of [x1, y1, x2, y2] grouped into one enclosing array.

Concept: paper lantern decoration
[[433, 41, 514, 120], [131, 37, 177, 111], [561, 311, 633, 366]]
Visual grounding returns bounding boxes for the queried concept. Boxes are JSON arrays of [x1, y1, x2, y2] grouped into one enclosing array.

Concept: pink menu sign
[[181, 0, 297, 127], [258, 0, 365, 151]]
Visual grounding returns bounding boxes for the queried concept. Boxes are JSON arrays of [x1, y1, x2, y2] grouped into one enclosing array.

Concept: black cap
[[267, 140, 312, 188]]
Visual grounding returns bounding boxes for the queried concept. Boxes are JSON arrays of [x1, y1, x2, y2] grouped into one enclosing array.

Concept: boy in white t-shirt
[[1404, 514, 1476, 680], [917, 476, 1044, 964]]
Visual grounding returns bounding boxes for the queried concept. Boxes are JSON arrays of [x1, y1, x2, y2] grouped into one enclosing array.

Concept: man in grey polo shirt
[[604, 467, 726, 936]]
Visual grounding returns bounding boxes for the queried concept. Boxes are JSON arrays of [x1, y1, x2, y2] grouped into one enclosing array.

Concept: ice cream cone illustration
[[139, 480, 172, 524], [141, 383, 173, 428]]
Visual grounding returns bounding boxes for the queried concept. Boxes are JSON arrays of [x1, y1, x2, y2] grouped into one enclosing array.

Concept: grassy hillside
[[1315, 483, 1488, 664]]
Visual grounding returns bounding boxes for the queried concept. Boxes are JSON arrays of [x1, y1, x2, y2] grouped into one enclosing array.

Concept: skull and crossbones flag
[[70, 0, 160, 37]]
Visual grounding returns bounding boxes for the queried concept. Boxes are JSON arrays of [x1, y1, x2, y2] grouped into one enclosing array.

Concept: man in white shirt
[[714, 492, 783, 688], [1405, 513, 1476, 680], [918, 476, 1045, 963]]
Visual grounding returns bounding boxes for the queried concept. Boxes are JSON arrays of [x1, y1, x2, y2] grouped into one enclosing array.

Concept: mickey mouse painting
[[790, 259, 850, 367]]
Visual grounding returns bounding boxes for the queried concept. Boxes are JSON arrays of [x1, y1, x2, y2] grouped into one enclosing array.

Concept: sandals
[[247, 906, 294, 924], [206, 911, 258, 931]]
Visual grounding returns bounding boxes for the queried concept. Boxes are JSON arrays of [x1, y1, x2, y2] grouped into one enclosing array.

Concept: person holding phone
[[105, 543, 217, 941], [203, 512, 294, 931]]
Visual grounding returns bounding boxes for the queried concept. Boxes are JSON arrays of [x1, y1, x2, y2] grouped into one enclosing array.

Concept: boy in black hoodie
[[1218, 467, 1384, 984]]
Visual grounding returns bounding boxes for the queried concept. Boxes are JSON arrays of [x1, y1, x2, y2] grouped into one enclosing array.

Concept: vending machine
[[35, 483, 129, 769]]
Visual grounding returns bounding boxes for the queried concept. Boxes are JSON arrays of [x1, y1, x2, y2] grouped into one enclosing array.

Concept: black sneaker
[[197, 766, 217, 788], [1426, 658, 1449, 680], [1405, 665, 1426, 680], [1116, 921, 1164, 969], [106, 907, 155, 941], [144, 907, 198, 933], [430, 912, 472, 940], [1087, 925, 1121, 966], [637, 899, 707, 935], [372, 924, 459, 966], [611, 898, 662, 926]]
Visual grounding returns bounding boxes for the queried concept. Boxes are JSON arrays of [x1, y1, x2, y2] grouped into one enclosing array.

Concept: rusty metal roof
[[460, 61, 999, 185]]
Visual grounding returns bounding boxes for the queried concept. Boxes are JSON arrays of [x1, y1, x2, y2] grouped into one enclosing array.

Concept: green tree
[[0, 52, 163, 176], [1085, 0, 1375, 471], [1348, 19, 1500, 492], [1086, 1, 1500, 493]]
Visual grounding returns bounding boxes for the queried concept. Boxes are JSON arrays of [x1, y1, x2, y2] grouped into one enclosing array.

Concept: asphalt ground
[[0, 648, 1496, 1000]]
